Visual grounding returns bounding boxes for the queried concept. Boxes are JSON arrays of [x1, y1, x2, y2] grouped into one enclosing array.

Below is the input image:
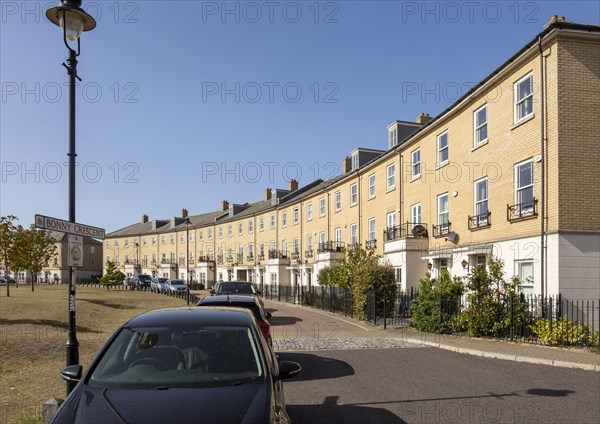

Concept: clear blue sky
[[1, 1, 598, 232]]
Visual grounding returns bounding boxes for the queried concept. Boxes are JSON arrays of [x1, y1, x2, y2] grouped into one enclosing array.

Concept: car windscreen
[[198, 302, 261, 321], [88, 324, 264, 389]]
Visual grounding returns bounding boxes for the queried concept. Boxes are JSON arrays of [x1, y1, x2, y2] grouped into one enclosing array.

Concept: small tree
[[99, 261, 125, 290], [11, 225, 57, 292], [0, 215, 18, 297]]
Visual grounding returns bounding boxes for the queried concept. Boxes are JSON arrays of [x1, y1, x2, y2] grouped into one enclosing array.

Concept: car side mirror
[[209, 289, 215, 295], [265, 312, 272, 319], [60, 365, 83, 383], [276, 361, 301, 380]]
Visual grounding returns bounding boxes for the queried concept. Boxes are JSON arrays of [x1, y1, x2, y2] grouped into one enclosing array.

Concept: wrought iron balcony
[[317, 241, 345, 253], [257, 254, 265, 261], [468, 211, 491, 230], [291, 252, 300, 260], [305, 249, 314, 258], [246, 255, 254, 262], [384, 223, 428, 242], [365, 239, 377, 250], [141, 259, 148, 266], [226, 256, 234, 263], [432, 222, 451, 238], [269, 250, 287, 259], [507, 199, 538, 222]]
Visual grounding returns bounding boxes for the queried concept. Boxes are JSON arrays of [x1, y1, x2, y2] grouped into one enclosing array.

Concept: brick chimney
[[141, 214, 149, 223], [288, 179, 298, 192], [221, 200, 229, 211], [181, 209, 188, 218], [264, 188, 272, 201], [342, 157, 352, 174], [416, 113, 433, 125]]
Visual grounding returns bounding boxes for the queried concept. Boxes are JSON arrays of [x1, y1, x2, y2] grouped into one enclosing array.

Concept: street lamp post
[[185, 218, 190, 305], [46, 0, 96, 395]]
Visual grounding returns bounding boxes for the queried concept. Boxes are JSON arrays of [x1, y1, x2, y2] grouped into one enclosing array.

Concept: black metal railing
[[317, 241, 345, 253], [432, 222, 451, 238], [507, 198, 538, 222], [365, 239, 377, 249], [468, 211, 491, 230], [258, 254, 265, 261], [246, 255, 254, 262], [226, 256, 234, 263], [291, 252, 300, 260], [305, 249, 314, 258], [384, 223, 428, 242], [269, 250, 287, 259]]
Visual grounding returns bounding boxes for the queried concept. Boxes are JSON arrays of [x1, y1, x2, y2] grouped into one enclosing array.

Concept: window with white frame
[[293, 238, 299, 254], [180, 234, 185, 244], [208, 228, 213, 240], [474, 104, 488, 145], [125, 240, 129, 248], [387, 211, 396, 230], [259, 243, 264, 258], [368, 174, 376, 198], [106, 240, 110, 249], [161, 236, 165, 245], [248, 219, 253, 233], [394, 267, 402, 285], [282, 211, 287, 227], [307, 203, 313, 220], [351, 152, 359, 171], [270, 214, 275, 229], [319, 232, 325, 247], [293, 208, 299, 224], [189, 232, 194, 242], [335, 191, 341, 211], [411, 148, 421, 179], [411, 203, 421, 226], [350, 183, 358, 205], [386, 164, 396, 190], [282, 240, 288, 257], [437, 131, 449, 166], [270, 272, 277, 285], [319, 198, 326, 216], [218, 227, 223, 239], [438, 193, 449, 229], [199, 230, 203, 241], [238, 222, 242, 236], [170, 235, 175, 244], [307, 234, 313, 253], [248, 244, 254, 258], [368, 218, 376, 241], [143, 238, 147, 247], [388, 127, 397, 149], [517, 261, 534, 296], [152, 237, 156, 246], [474, 177, 489, 220], [259, 217, 264, 231], [350, 223, 358, 246], [514, 72, 533, 123], [335, 228, 342, 247], [207, 247, 213, 260], [515, 160, 534, 211]]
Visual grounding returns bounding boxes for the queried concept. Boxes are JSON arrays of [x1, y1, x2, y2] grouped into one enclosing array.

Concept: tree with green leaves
[[98, 260, 125, 290], [0, 215, 18, 297], [11, 225, 57, 292]]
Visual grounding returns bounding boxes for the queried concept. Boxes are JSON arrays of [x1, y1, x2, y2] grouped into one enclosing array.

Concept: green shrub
[[411, 270, 463, 333], [530, 316, 600, 347]]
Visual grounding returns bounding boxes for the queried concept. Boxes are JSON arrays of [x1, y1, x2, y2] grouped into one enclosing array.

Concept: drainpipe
[[538, 35, 546, 309]]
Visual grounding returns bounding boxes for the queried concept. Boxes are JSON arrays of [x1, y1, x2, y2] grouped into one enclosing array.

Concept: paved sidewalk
[[264, 299, 600, 372]]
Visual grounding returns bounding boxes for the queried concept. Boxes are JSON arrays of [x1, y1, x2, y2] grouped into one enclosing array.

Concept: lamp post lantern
[[46, 0, 96, 395]]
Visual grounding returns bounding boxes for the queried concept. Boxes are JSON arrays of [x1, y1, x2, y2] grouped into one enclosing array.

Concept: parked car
[[164, 279, 187, 293], [50, 308, 301, 424], [128, 274, 152, 290], [0, 276, 16, 284], [210, 281, 264, 307], [197, 295, 273, 345], [150, 277, 168, 292]]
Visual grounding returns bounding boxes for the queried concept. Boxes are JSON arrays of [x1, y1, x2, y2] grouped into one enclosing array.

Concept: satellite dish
[[446, 232, 458, 243]]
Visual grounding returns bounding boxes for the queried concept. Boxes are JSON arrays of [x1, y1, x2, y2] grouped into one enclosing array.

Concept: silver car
[[164, 279, 187, 293], [150, 277, 168, 292]]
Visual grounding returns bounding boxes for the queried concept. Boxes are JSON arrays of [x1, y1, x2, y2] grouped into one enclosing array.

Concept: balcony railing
[[384, 223, 428, 242], [291, 252, 300, 260], [269, 250, 287, 259], [365, 239, 377, 250], [226, 256, 234, 263], [258, 254, 265, 261], [432, 222, 451, 238], [246, 255, 254, 262], [507, 199, 538, 222], [317, 241, 345, 253], [468, 211, 491, 230], [305, 249, 314, 258]]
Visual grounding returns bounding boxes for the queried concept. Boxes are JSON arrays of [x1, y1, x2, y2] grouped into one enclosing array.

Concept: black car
[[51, 308, 300, 424], [210, 281, 264, 307], [197, 295, 273, 344], [128, 274, 152, 290]]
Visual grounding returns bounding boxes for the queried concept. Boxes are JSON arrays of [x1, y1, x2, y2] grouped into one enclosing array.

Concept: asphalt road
[[264, 301, 600, 424]]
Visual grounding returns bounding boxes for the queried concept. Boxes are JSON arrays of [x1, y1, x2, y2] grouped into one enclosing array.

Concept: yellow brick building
[[105, 19, 599, 302]]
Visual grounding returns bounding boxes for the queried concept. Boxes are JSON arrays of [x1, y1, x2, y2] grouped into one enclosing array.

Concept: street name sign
[[35, 214, 106, 240]]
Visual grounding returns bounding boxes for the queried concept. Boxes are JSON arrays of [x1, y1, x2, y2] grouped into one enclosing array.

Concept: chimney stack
[[342, 157, 352, 174], [181, 209, 188, 218], [264, 188, 272, 201], [288, 179, 298, 192], [221, 200, 229, 211], [141, 214, 149, 223], [416, 113, 433, 125]]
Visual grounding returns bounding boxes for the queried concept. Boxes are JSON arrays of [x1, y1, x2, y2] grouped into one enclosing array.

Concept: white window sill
[[512, 113, 535, 130], [471, 140, 489, 152], [435, 161, 449, 171], [386, 186, 396, 193]]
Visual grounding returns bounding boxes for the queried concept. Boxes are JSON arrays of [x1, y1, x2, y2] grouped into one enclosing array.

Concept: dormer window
[[388, 127, 398, 149]]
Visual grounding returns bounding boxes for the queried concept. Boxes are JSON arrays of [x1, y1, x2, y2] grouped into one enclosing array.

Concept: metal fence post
[[438, 292, 442, 334], [383, 290, 387, 330], [510, 295, 514, 342]]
